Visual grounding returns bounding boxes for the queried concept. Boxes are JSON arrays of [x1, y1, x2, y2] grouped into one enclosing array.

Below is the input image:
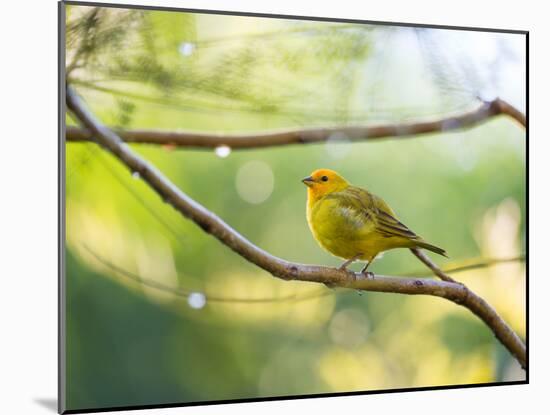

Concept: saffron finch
[[303, 169, 447, 274]]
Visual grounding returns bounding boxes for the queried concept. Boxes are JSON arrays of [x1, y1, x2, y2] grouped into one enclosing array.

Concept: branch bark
[[66, 85, 526, 369], [66, 97, 526, 149]]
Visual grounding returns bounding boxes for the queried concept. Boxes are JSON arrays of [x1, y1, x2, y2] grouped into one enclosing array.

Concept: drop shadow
[[34, 398, 57, 412]]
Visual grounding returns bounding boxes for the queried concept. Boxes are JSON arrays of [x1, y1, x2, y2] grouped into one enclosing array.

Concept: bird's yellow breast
[[307, 195, 384, 260]]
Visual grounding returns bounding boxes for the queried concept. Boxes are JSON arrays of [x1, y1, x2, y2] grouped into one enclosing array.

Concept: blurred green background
[[64, 4, 526, 411]]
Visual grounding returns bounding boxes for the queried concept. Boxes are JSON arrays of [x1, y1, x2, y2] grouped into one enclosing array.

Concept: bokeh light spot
[[187, 292, 206, 309], [179, 42, 196, 57], [328, 308, 370, 348], [214, 145, 231, 158], [235, 161, 274, 204]]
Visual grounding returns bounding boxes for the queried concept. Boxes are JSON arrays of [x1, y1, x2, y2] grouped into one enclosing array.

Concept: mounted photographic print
[[59, 1, 528, 413]]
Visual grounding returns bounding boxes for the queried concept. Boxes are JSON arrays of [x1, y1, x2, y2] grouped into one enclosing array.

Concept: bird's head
[[302, 169, 350, 199]]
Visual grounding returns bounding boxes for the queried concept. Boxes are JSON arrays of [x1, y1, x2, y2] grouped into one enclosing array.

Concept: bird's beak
[[302, 176, 315, 187]]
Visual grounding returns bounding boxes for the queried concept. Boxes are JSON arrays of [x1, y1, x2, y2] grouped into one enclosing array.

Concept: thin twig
[[66, 97, 526, 149], [410, 247, 457, 283], [66, 85, 526, 369], [437, 255, 525, 275]]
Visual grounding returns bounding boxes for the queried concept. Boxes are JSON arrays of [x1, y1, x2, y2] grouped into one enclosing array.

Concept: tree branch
[[492, 98, 527, 128], [66, 85, 526, 369], [410, 247, 458, 283], [66, 97, 525, 149]]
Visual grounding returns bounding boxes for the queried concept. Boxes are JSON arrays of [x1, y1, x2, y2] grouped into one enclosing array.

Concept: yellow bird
[[302, 168, 447, 274]]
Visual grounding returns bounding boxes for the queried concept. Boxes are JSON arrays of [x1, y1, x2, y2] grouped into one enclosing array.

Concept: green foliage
[[66, 6, 378, 123]]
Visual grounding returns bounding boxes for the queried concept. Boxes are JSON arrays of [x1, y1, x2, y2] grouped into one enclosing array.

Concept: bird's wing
[[343, 186, 420, 240], [323, 188, 371, 230]]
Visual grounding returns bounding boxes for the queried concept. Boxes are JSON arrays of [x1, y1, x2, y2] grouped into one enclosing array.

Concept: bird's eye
[[321, 176, 329, 182]]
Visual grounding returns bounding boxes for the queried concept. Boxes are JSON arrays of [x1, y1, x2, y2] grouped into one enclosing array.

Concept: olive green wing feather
[[333, 186, 418, 240], [322, 188, 372, 230], [365, 189, 447, 256], [370, 193, 420, 240]]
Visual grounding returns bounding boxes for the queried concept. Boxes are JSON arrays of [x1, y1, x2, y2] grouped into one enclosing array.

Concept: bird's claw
[[362, 271, 375, 279]]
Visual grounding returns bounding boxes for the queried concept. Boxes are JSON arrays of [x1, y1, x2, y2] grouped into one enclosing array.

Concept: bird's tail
[[415, 241, 448, 257]]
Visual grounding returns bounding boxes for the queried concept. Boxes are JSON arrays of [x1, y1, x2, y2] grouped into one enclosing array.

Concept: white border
[[1, 0, 544, 414]]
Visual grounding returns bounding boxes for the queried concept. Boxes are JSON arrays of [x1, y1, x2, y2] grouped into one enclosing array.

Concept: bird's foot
[[338, 254, 361, 271], [338, 254, 362, 271], [362, 271, 375, 280]]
